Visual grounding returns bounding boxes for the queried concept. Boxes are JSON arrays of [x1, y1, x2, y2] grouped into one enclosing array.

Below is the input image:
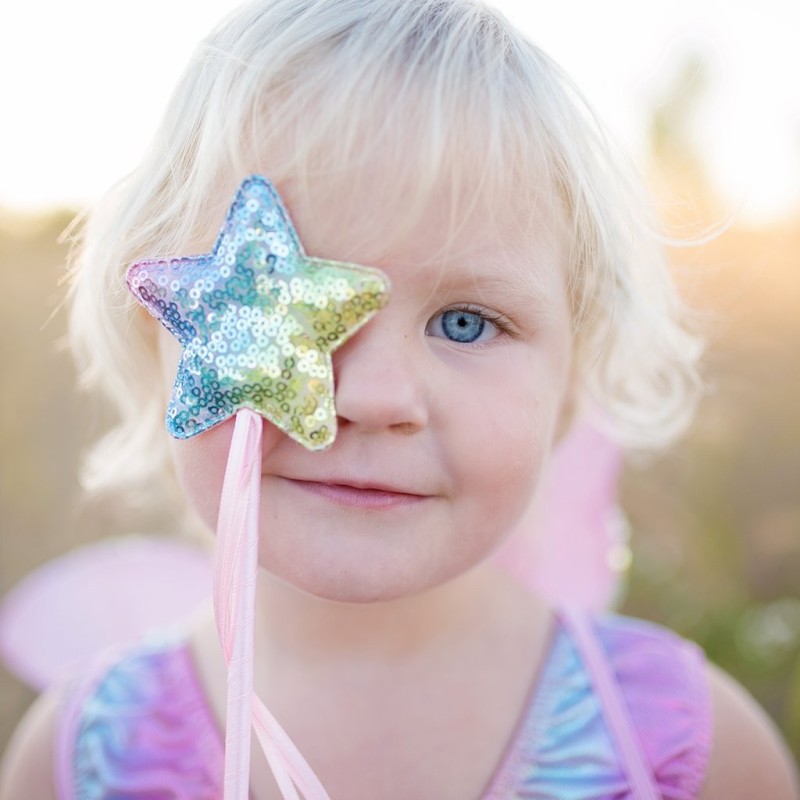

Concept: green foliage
[[620, 217, 800, 764]]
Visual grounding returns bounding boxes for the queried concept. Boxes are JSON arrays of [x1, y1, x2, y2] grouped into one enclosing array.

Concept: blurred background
[[1, 0, 799, 767]]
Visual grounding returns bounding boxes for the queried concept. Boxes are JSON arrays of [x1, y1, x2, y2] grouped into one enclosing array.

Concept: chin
[[261, 545, 456, 605]]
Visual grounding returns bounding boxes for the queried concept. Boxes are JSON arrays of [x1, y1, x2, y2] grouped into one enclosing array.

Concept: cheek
[[475, 404, 543, 504], [452, 375, 558, 534], [168, 420, 236, 531]]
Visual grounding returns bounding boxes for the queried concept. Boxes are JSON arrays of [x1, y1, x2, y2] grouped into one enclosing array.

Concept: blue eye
[[427, 308, 500, 344], [442, 310, 484, 342]]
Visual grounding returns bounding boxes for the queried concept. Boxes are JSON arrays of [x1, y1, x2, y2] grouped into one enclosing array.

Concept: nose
[[333, 318, 428, 434]]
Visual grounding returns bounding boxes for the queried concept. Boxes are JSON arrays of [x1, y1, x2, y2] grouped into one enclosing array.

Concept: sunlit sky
[[2, 0, 798, 222]]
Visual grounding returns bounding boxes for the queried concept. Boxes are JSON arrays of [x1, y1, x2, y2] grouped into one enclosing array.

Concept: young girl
[[2, 0, 798, 798]]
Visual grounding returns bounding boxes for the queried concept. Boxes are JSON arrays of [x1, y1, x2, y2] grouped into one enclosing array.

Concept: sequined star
[[126, 175, 390, 450]]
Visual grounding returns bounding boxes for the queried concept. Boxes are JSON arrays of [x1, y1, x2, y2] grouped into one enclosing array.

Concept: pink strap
[[214, 409, 331, 800], [559, 609, 662, 800]]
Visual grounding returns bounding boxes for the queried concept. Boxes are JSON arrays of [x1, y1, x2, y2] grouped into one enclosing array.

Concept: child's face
[[159, 173, 574, 603]]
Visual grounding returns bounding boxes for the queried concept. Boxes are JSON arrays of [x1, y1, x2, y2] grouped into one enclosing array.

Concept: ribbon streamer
[[215, 409, 331, 800]]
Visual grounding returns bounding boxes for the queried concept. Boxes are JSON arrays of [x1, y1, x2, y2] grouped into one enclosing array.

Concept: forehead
[[274, 164, 568, 291], [236, 63, 567, 264]]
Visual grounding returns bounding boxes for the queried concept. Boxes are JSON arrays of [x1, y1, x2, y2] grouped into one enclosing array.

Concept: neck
[[253, 563, 544, 666], [187, 561, 550, 747]]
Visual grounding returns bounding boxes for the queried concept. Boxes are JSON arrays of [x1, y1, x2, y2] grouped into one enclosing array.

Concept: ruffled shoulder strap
[[53, 637, 223, 800], [483, 610, 712, 800], [562, 609, 712, 800], [560, 610, 662, 797]]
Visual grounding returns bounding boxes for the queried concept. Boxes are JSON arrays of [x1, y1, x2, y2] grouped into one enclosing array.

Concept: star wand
[[127, 176, 390, 800]]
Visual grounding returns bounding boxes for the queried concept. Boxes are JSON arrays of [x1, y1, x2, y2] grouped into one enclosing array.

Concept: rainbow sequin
[[126, 176, 390, 449]]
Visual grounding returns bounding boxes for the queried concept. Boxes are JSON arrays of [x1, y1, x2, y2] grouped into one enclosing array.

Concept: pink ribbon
[[214, 409, 331, 800]]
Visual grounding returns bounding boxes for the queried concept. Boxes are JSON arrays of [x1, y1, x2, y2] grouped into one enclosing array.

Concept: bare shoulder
[[698, 662, 799, 800], [0, 687, 61, 800]]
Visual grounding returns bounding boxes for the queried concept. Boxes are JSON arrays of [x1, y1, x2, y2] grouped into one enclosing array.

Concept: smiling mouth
[[285, 479, 429, 509]]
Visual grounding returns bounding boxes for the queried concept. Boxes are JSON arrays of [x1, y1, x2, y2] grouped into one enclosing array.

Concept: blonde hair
[[68, 0, 702, 503]]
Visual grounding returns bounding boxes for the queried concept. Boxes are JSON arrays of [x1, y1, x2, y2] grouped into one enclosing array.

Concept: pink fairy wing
[[0, 536, 212, 690], [492, 421, 625, 611]]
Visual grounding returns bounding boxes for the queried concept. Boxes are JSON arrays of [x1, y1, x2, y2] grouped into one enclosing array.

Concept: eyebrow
[[431, 266, 562, 322]]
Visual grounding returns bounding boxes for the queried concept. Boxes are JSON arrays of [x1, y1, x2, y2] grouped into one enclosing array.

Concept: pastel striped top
[[56, 611, 711, 799]]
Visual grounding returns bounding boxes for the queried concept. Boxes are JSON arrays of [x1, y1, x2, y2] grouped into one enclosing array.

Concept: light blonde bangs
[[218, 1, 559, 256]]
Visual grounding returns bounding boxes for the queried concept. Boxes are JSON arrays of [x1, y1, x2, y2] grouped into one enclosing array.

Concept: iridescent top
[[55, 612, 711, 799]]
